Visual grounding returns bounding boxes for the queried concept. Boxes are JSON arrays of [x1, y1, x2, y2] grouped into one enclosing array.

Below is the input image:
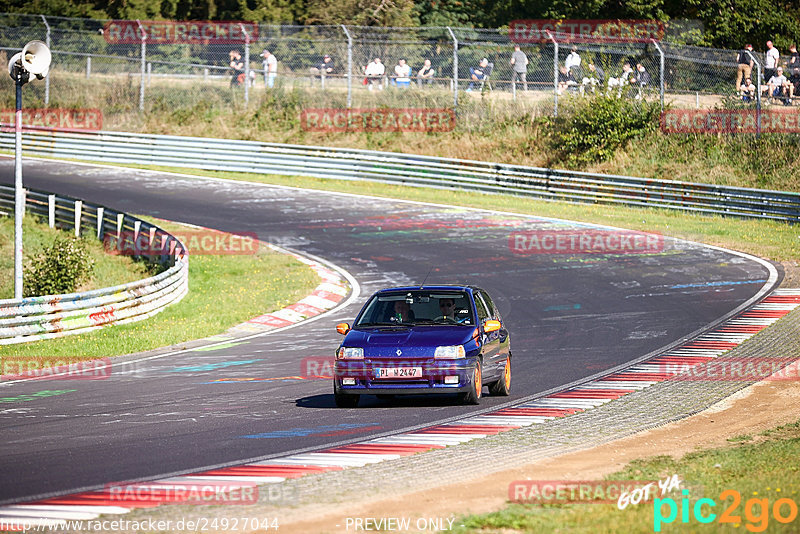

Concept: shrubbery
[[548, 96, 661, 166], [24, 236, 94, 297]]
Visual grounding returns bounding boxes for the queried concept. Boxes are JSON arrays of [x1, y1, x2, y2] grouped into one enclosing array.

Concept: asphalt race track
[[0, 158, 778, 504]]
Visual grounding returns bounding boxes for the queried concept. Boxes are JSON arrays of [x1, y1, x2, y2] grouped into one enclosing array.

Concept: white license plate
[[375, 367, 423, 379]]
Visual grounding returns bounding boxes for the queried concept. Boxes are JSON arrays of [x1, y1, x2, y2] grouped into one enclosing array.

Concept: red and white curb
[[2, 289, 798, 528]]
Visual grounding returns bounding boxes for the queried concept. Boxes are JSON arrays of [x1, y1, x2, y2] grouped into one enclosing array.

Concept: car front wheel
[[460, 360, 482, 405]]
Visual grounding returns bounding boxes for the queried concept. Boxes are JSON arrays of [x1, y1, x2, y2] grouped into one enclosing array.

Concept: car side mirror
[[483, 319, 501, 333], [336, 323, 351, 335]]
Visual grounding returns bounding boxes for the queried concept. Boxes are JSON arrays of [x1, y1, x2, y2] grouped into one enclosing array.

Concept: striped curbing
[[1, 289, 798, 528]]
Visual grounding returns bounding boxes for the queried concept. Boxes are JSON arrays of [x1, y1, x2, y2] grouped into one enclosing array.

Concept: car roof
[[374, 285, 480, 293]]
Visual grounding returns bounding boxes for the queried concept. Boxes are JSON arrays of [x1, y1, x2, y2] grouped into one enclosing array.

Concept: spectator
[[510, 44, 528, 91], [765, 66, 790, 104], [365, 57, 385, 90], [736, 44, 754, 90], [565, 45, 581, 76], [581, 61, 605, 94], [261, 49, 277, 88], [393, 58, 411, 87], [467, 58, 490, 91], [788, 68, 800, 104], [739, 76, 756, 102], [789, 44, 800, 70], [633, 63, 650, 99], [607, 62, 634, 97], [309, 54, 335, 85], [416, 59, 435, 86], [557, 65, 577, 95], [228, 50, 245, 87], [764, 40, 780, 81]]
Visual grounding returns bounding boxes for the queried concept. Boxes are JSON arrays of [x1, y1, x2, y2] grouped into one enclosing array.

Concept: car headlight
[[434, 345, 466, 359], [337, 347, 364, 360]]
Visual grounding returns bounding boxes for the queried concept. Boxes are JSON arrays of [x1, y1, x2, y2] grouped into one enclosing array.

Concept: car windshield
[[355, 291, 475, 327]]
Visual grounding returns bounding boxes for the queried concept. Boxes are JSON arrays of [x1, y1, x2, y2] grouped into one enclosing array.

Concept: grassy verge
[[0, 217, 319, 360], [3, 74, 799, 191], [454, 420, 800, 533], [0, 214, 150, 299]]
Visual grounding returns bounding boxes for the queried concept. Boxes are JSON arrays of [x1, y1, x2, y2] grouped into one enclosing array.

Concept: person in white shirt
[[565, 46, 581, 74], [365, 57, 385, 90], [764, 66, 790, 103], [393, 58, 411, 87], [765, 40, 780, 81], [607, 62, 634, 97], [261, 50, 277, 88]]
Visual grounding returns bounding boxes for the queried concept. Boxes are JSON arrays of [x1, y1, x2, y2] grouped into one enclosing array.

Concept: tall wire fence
[[1, 13, 793, 123]]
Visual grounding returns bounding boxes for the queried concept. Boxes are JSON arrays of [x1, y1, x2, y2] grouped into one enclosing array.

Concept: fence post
[[341, 25, 353, 109], [74, 200, 82, 237], [240, 24, 250, 105], [86, 55, 91, 79], [651, 39, 664, 111], [747, 50, 762, 137], [96, 206, 104, 239], [447, 27, 458, 110], [48, 194, 55, 228], [546, 30, 558, 117], [41, 15, 51, 106], [136, 20, 146, 112]]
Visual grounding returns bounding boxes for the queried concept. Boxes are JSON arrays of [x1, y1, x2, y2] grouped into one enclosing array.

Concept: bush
[[24, 236, 95, 297], [549, 95, 661, 166]]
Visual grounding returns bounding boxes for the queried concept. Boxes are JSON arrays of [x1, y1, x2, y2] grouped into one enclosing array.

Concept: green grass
[[0, 217, 319, 360], [0, 214, 150, 300], [454, 420, 800, 533]]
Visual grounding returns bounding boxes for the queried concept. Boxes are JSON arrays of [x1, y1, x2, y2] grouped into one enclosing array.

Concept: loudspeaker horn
[[21, 40, 51, 79]]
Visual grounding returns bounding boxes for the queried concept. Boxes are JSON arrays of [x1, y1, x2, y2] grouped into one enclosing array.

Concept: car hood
[[344, 326, 475, 357]]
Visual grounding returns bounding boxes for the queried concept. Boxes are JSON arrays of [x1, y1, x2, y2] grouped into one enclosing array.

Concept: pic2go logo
[[654, 489, 798, 532]]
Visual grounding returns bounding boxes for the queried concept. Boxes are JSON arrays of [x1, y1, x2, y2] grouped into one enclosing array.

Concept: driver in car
[[438, 298, 465, 323]]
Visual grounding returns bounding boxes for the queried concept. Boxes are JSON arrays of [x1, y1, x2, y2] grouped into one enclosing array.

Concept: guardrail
[[0, 184, 188, 345], [1, 129, 798, 223]]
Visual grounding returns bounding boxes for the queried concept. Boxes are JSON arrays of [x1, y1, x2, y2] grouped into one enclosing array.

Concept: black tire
[[488, 355, 511, 396], [334, 393, 359, 408], [460, 360, 482, 405]]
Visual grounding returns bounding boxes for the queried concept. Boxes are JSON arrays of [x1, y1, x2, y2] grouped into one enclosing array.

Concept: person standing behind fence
[[229, 50, 245, 87], [789, 44, 799, 70], [510, 44, 528, 91], [764, 40, 780, 81], [581, 61, 604, 94], [736, 44, 754, 90], [261, 50, 277, 88], [417, 59, 435, 85], [565, 46, 581, 78]]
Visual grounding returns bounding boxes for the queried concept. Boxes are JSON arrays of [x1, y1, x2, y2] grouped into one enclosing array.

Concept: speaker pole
[[13, 67, 27, 299]]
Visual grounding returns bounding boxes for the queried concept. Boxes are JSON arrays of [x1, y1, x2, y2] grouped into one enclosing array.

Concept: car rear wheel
[[334, 392, 360, 408], [489, 355, 511, 396], [460, 360, 482, 405]]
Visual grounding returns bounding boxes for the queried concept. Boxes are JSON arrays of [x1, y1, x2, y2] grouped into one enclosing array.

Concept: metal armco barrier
[[1, 129, 799, 222], [0, 184, 188, 345]]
